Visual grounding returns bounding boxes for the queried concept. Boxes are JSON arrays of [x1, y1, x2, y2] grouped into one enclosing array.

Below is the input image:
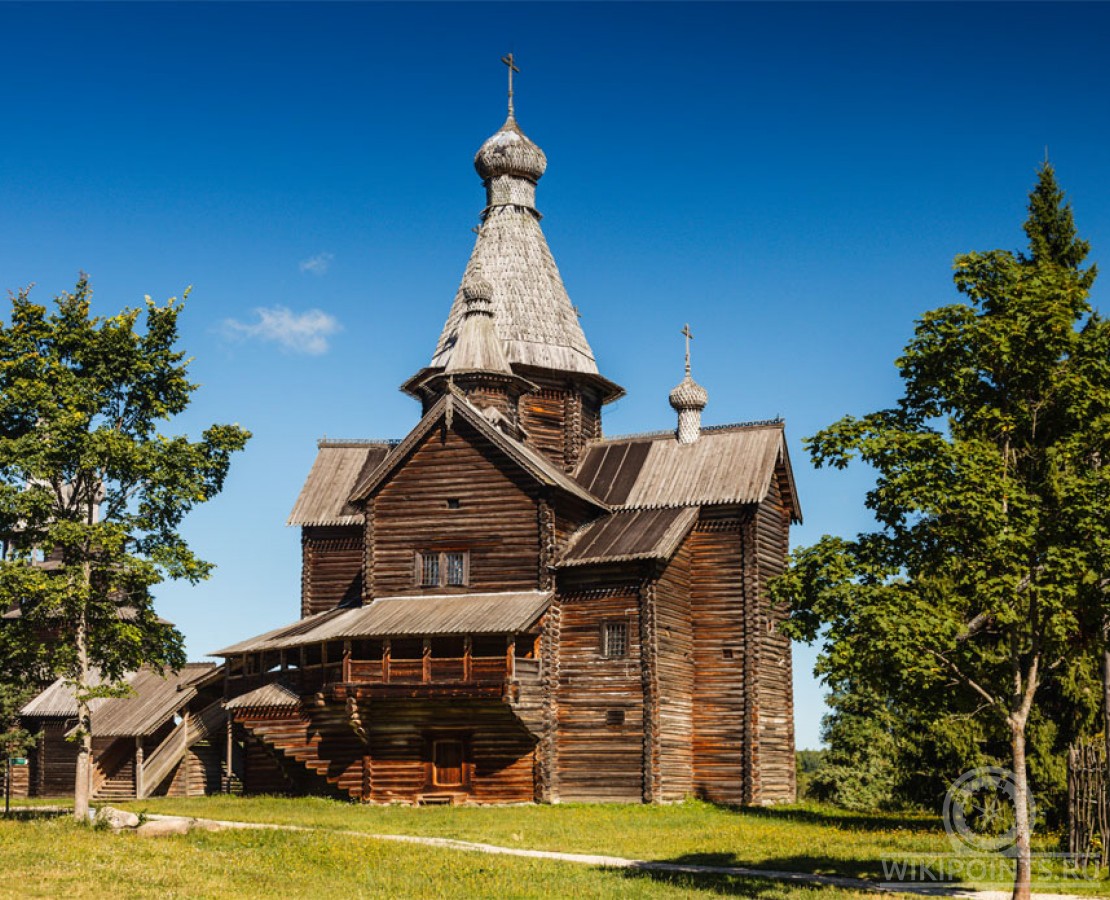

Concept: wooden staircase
[[235, 705, 366, 800], [139, 699, 227, 798], [506, 661, 544, 739], [91, 738, 138, 802]]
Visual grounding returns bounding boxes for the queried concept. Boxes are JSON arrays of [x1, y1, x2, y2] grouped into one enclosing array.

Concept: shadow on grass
[[2, 808, 70, 821], [709, 801, 942, 835], [613, 853, 880, 897]]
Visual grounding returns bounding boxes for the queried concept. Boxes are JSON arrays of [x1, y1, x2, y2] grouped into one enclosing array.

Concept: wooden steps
[[235, 707, 365, 801]]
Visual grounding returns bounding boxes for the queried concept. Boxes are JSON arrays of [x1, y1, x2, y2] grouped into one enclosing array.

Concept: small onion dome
[[669, 374, 709, 412], [474, 116, 547, 182], [461, 274, 494, 308]]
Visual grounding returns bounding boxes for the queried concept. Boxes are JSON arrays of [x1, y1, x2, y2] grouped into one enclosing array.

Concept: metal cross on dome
[[681, 323, 694, 377], [501, 53, 520, 117]]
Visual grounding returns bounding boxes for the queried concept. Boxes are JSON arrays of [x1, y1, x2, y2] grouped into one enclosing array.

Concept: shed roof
[[558, 506, 698, 568], [213, 591, 552, 656], [573, 423, 801, 521], [288, 441, 394, 527], [21, 664, 216, 737]]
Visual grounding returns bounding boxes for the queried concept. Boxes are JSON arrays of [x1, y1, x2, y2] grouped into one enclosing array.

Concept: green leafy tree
[[0, 276, 250, 820], [774, 165, 1109, 900]]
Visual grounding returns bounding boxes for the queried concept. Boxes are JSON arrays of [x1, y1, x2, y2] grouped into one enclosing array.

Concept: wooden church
[[215, 68, 801, 806]]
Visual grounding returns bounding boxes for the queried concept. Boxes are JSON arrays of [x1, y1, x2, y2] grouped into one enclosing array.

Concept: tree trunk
[[1011, 721, 1033, 900], [72, 608, 91, 823], [1103, 622, 1110, 873]]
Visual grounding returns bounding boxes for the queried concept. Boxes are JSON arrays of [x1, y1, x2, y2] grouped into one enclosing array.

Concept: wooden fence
[[1068, 739, 1108, 868]]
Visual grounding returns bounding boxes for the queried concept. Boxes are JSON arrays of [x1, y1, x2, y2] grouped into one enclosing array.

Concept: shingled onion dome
[[670, 328, 709, 444], [475, 113, 547, 213]]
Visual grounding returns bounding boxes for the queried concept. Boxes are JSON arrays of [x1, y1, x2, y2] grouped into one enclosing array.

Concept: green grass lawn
[[5, 798, 1105, 897], [0, 812, 889, 899]]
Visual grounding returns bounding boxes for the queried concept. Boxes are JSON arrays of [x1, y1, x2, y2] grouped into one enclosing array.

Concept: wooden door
[[432, 739, 464, 787]]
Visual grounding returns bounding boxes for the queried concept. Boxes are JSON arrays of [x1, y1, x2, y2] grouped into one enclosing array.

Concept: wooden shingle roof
[[225, 682, 300, 711], [21, 664, 216, 737], [287, 441, 393, 527], [428, 114, 610, 385], [573, 423, 801, 522], [213, 591, 552, 655], [558, 507, 698, 568]]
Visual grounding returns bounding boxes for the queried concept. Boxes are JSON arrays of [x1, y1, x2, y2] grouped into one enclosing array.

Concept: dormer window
[[417, 550, 469, 588]]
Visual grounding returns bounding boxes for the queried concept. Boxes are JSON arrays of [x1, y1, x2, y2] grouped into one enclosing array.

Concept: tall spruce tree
[[775, 165, 1109, 900], [0, 278, 250, 820]]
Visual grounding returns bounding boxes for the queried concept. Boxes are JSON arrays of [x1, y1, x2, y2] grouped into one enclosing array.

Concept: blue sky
[[2, 2, 1108, 750]]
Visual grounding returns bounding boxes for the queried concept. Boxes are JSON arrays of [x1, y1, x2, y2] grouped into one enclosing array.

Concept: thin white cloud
[[299, 252, 334, 275], [222, 306, 342, 355]]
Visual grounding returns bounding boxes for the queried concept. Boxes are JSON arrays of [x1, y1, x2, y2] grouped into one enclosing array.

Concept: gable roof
[[21, 663, 217, 737], [348, 391, 606, 512], [213, 591, 552, 656], [288, 441, 394, 527], [558, 506, 699, 568], [225, 682, 300, 712], [573, 423, 801, 522]]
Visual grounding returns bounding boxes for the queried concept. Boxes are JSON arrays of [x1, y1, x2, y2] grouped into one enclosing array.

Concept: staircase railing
[[138, 699, 226, 798]]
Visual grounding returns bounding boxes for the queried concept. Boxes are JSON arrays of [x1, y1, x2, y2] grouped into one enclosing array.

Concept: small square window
[[446, 498, 461, 509], [605, 709, 625, 727], [601, 621, 628, 658]]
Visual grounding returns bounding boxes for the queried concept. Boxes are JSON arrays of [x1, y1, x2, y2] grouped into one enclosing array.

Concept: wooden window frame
[[415, 550, 470, 588], [599, 620, 629, 659]]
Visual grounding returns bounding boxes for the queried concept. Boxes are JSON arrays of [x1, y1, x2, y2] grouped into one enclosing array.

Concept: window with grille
[[445, 552, 466, 586], [416, 551, 469, 588], [601, 621, 628, 658], [421, 552, 440, 587]]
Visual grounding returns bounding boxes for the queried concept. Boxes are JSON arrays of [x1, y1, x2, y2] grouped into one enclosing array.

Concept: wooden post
[[134, 736, 144, 799], [506, 635, 515, 680], [423, 638, 431, 684], [383, 639, 391, 684], [224, 718, 233, 793], [343, 640, 352, 683], [463, 636, 472, 683]]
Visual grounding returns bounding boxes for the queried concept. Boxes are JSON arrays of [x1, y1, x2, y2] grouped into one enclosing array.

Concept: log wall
[[553, 583, 645, 802], [689, 514, 749, 805], [362, 699, 535, 804], [515, 373, 604, 472], [652, 541, 694, 801], [302, 525, 363, 617], [33, 722, 78, 797], [753, 479, 797, 802], [372, 421, 541, 595], [519, 388, 568, 469]]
